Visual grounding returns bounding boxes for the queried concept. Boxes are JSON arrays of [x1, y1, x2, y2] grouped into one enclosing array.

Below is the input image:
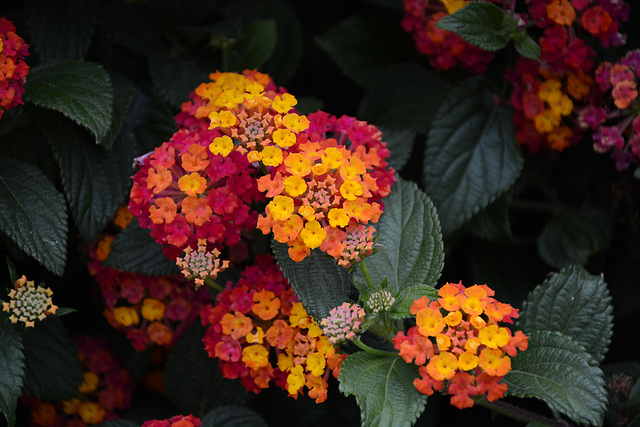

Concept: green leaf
[[259, 0, 303, 85], [514, 32, 541, 60], [465, 190, 514, 241], [148, 51, 211, 108], [339, 352, 426, 427], [424, 77, 523, 237], [0, 317, 24, 427], [537, 209, 612, 270], [358, 64, 450, 132], [102, 73, 138, 150], [505, 330, 607, 427], [519, 265, 613, 364], [24, 60, 114, 144], [389, 284, 439, 319], [315, 15, 417, 88], [99, 1, 163, 55], [104, 219, 179, 276], [379, 127, 415, 173], [42, 114, 135, 243], [201, 406, 268, 427], [0, 158, 68, 276], [4, 256, 18, 284], [25, 0, 97, 61], [628, 378, 640, 427], [164, 323, 247, 416], [435, 2, 515, 51], [271, 241, 352, 322], [21, 317, 83, 400], [132, 86, 177, 154], [230, 20, 277, 71], [356, 177, 443, 296]]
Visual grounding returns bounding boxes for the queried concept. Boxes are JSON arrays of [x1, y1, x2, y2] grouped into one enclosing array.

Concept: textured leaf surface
[[43, 114, 135, 243], [358, 64, 450, 132], [21, 317, 83, 400], [0, 158, 68, 276], [537, 209, 612, 269], [26, 0, 97, 61], [436, 2, 515, 51], [104, 219, 179, 276], [101, 73, 138, 150], [0, 318, 24, 427], [424, 77, 523, 237], [465, 190, 514, 241], [505, 330, 607, 427], [148, 51, 210, 108], [164, 324, 247, 416], [356, 178, 443, 295], [230, 20, 277, 71], [201, 406, 268, 427], [389, 284, 439, 319], [272, 241, 352, 321], [339, 353, 426, 427], [25, 60, 113, 144], [380, 127, 415, 173], [519, 265, 613, 364]]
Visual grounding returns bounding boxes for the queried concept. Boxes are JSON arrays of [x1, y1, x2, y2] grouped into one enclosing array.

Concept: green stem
[[358, 259, 375, 293], [475, 398, 573, 426], [352, 337, 398, 357], [204, 277, 224, 292]]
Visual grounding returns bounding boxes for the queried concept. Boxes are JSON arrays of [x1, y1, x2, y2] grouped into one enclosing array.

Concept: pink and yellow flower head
[[200, 255, 345, 403], [2, 275, 57, 328], [320, 302, 366, 344], [176, 238, 230, 288], [129, 126, 263, 260], [0, 17, 29, 120], [393, 282, 528, 409]]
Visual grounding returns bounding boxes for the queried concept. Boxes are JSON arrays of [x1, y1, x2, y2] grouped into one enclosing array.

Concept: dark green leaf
[[514, 33, 541, 60], [148, 52, 211, 108], [21, 317, 83, 400], [201, 406, 268, 427], [379, 127, 415, 173], [339, 352, 426, 427], [424, 77, 523, 237], [537, 209, 612, 269], [104, 219, 179, 276], [42, 114, 134, 243], [627, 378, 640, 427], [24, 60, 114, 144], [355, 178, 443, 296], [315, 16, 417, 88], [230, 20, 277, 72], [131, 86, 177, 154], [435, 2, 514, 51], [389, 284, 439, 319], [4, 256, 18, 285], [0, 317, 24, 427], [505, 330, 607, 427], [53, 307, 77, 317], [271, 241, 352, 321], [259, 0, 303, 85], [0, 158, 68, 276], [164, 323, 247, 416], [26, 0, 97, 61], [99, 1, 163, 55], [519, 265, 613, 364], [102, 73, 138, 150], [465, 190, 514, 241], [358, 64, 450, 132]]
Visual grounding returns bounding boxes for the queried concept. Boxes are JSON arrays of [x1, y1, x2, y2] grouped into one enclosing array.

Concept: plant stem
[[475, 398, 573, 426], [358, 259, 375, 293], [204, 277, 224, 292], [352, 337, 398, 357]]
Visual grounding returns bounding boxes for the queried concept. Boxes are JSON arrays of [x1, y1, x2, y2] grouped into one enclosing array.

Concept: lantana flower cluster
[[142, 414, 201, 427], [508, 0, 629, 152], [402, 0, 495, 73], [26, 335, 134, 426], [393, 281, 529, 409], [2, 275, 57, 328], [320, 302, 365, 344], [200, 255, 346, 403], [88, 207, 209, 351], [0, 17, 29, 120]]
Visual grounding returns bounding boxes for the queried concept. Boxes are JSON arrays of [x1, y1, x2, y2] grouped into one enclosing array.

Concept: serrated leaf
[[148, 51, 211, 109], [0, 158, 68, 276], [389, 284, 439, 319], [356, 177, 443, 296], [230, 20, 277, 71], [435, 2, 515, 51], [24, 60, 114, 143], [379, 127, 415, 173], [201, 406, 268, 427], [339, 352, 426, 427], [628, 378, 640, 427], [25, 0, 97, 61], [358, 64, 450, 132], [0, 317, 24, 427], [21, 317, 83, 400], [102, 73, 138, 150], [316, 16, 417, 88], [505, 330, 607, 427], [164, 323, 247, 416], [519, 265, 613, 364], [42, 114, 135, 243], [465, 190, 514, 241], [424, 77, 523, 237], [271, 241, 352, 321], [537, 209, 612, 270], [104, 219, 179, 276]]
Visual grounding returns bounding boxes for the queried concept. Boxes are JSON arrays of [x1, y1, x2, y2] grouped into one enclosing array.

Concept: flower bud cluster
[[2, 275, 57, 328], [320, 302, 365, 344]]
